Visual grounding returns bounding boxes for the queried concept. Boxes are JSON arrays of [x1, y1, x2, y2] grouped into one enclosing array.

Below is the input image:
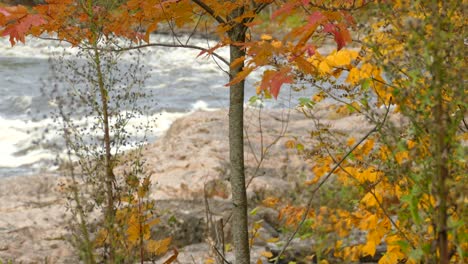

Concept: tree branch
[[109, 42, 229, 66], [190, 0, 226, 24]]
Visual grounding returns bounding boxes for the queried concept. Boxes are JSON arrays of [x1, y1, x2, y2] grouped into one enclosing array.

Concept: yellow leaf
[[256, 259, 263, 264], [361, 192, 381, 208], [260, 251, 273, 258], [318, 60, 331, 74], [271, 40, 282, 48], [360, 63, 377, 79], [378, 253, 399, 264], [126, 224, 139, 245], [359, 168, 378, 183], [147, 237, 172, 255], [407, 139, 416, 149], [285, 140, 296, 149], [205, 258, 215, 264], [362, 240, 377, 257], [346, 137, 356, 147], [305, 177, 320, 185], [261, 34, 272, 40], [147, 217, 160, 227], [225, 243, 232, 252], [262, 197, 280, 207], [94, 228, 108, 247], [361, 139, 375, 155], [319, 260, 329, 264], [359, 214, 378, 230], [266, 237, 280, 243], [346, 67, 360, 85], [312, 91, 326, 102], [325, 49, 356, 67], [395, 151, 409, 164]]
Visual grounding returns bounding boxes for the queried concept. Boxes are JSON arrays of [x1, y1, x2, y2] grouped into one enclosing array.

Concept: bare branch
[[108, 42, 229, 66], [190, 0, 226, 24]]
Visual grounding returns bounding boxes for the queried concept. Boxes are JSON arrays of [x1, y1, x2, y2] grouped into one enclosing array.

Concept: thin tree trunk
[[430, 1, 449, 262], [94, 46, 116, 263], [228, 6, 250, 264]]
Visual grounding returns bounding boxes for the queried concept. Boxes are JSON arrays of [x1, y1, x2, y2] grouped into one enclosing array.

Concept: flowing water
[[0, 35, 309, 177]]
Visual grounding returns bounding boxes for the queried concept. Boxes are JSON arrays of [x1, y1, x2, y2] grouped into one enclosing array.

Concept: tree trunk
[[228, 7, 250, 264]]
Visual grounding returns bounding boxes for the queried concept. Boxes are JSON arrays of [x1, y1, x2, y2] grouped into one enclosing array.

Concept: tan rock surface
[[0, 174, 76, 263]]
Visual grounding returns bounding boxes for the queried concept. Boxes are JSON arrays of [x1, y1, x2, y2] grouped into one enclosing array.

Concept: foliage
[[270, 1, 467, 264], [1, 0, 466, 264]]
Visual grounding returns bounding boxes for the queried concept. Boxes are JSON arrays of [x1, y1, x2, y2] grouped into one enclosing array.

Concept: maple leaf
[[271, 2, 295, 20], [323, 22, 350, 50], [259, 68, 293, 99], [308, 11, 326, 26], [0, 7, 11, 17], [226, 66, 254, 87], [2, 13, 46, 45]]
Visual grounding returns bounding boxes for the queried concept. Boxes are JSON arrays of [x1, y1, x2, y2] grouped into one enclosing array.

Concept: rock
[[0, 106, 380, 262], [154, 242, 274, 264], [0, 174, 76, 263]]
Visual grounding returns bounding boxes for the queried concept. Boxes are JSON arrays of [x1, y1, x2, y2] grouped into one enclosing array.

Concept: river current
[[0, 34, 307, 177]]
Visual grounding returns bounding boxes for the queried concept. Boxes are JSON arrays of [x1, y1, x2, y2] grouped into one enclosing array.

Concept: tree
[[1, 1, 358, 263], [264, 1, 466, 263]]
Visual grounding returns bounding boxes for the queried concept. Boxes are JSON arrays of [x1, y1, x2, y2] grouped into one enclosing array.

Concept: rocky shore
[[0, 106, 383, 263]]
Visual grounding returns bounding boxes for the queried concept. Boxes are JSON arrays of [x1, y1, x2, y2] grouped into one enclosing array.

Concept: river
[[0, 34, 308, 177]]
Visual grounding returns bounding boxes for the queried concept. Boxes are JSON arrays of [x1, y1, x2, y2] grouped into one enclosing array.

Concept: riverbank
[[0, 105, 379, 263]]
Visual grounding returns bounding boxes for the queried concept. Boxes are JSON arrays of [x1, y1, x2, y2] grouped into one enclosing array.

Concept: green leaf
[[298, 97, 315, 108], [361, 78, 371, 91], [409, 248, 424, 261], [250, 207, 259, 216], [249, 95, 259, 105], [168, 215, 177, 225], [296, 143, 304, 152]]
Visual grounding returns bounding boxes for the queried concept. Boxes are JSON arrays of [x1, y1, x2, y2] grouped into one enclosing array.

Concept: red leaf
[[271, 2, 295, 20], [308, 11, 326, 26], [2, 13, 46, 45], [306, 44, 316, 56], [260, 68, 294, 99], [323, 22, 350, 50], [0, 8, 11, 17]]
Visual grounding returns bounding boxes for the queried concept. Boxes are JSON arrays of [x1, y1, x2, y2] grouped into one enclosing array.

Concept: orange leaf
[[259, 67, 293, 99], [226, 67, 254, 87]]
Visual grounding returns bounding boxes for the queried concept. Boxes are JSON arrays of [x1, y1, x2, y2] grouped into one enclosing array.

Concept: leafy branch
[[273, 97, 392, 264]]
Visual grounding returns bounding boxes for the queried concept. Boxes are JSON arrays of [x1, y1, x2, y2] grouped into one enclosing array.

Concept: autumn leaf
[[262, 196, 280, 207], [361, 240, 377, 257], [147, 237, 172, 255], [226, 66, 255, 87], [260, 251, 273, 258], [308, 11, 326, 26], [259, 67, 293, 99], [2, 13, 46, 45], [323, 22, 351, 50], [294, 56, 316, 75]]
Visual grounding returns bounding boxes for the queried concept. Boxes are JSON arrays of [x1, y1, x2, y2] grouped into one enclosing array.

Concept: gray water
[[0, 35, 310, 177]]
